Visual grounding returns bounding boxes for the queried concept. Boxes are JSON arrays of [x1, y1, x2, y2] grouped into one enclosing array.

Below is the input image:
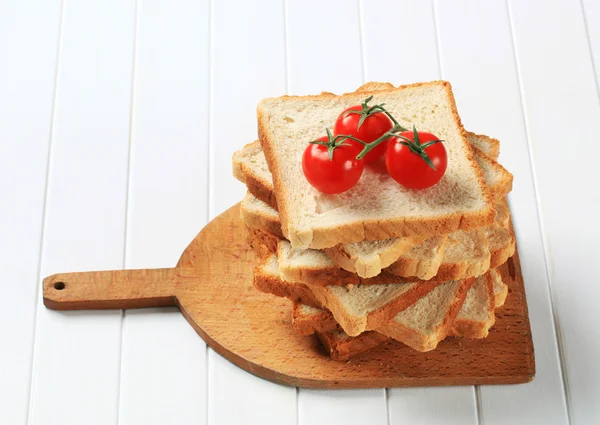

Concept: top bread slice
[[233, 137, 511, 211], [257, 81, 495, 249]]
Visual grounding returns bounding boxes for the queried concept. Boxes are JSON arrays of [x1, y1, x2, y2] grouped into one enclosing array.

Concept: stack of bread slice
[[232, 81, 515, 361]]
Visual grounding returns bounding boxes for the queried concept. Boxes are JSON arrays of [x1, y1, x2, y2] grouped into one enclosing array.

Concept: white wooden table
[[2, 0, 599, 423]]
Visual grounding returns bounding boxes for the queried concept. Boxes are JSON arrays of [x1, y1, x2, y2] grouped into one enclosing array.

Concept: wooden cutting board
[[43, 203, 535, 389]]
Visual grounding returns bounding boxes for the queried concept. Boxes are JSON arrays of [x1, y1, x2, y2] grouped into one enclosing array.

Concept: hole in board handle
[[54, 282, 66, 290]]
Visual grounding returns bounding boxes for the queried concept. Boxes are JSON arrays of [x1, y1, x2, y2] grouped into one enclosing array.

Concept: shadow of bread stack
[[232, 81, 515, 361]]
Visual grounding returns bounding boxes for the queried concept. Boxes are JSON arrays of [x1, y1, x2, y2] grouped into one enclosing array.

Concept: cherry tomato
[[385, 131, 447, 189], [302, 136, 364, 194], [334, 105, 393, 164]]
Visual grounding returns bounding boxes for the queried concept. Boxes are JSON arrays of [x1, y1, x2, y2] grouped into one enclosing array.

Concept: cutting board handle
[[43, 268, 181, 310]]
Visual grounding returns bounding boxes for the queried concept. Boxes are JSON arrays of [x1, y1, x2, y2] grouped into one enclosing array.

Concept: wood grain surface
[[43, 203, 535, 389]]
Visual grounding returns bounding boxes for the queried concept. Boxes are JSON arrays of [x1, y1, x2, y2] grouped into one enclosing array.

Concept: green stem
[[355, 125, 404, 160]]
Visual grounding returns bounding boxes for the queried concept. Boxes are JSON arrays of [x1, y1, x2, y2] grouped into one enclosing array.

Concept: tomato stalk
[[355, 125, 443, 170], [310, 128, 366, 161], [343, 95, 408, 131], [354, 125, 403, 160]]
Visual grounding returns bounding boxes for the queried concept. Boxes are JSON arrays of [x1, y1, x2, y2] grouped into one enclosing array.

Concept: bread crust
[[253, 252, 443, 337], [449, 273, 496, 339], [376, 278, 473, 351], [316, 331, 389, 361], [252, 257, 322, 308], [323, 235, 425, 278], [292, 304, 339, 335], [467, 132, 501, 160], [257, 81, 496, 249]]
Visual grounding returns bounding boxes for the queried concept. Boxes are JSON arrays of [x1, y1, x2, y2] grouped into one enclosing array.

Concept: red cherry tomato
[[302, 136, 364, 194], [334, 105, 393, 164], [386, 131, 447, 189]]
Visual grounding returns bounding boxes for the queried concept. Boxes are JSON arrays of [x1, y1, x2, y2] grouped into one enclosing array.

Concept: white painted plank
[[119, 308, 207, 424], [118, 0, 209, 424], [299, 389, 387, 425], [27, 1, 136, 424], [124, 0, 210, 270], [360, 0, 439, 85], [389, 387, 477, 425], [361, 1, 477, 423], [286, 0, 363, 95], [0, 1, 62, 424], [209, 0, 288, 217], [508, 0, 600, 423], [285, 1, 387, 423], [208, 1, 296, 425]]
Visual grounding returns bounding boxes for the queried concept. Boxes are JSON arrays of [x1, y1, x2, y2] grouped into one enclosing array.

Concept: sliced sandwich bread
[[248, 201, 513, 285], [467, 132, 500, 160], [491, 268, 509, 308], [315, 278, 472, 357], [448, 272, 495, 339], [254, 252, 442, 336], [242, 192, 424, 278], [233, 132, 511, 211], [294, 271, 504, 359], [317, 331, 389, 361], [257, 81, 495, 249]]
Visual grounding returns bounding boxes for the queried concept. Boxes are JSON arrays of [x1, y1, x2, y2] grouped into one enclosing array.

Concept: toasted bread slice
[[257, 81, 494, 249], [233, 135, 510, 210], [375, 279, 472, 351], [293, 303, 339, 335], [242, 193, 283, 239], [294, 272, 499, 359], [252, 255, 322, 308], [448, 272, 495, 339], [254, 252, 441, 336], [485, 224, 516, 268], [316, 331, 389, 361], [276, 239, 413, 286], [233, 141, 278, 209], [301, 278, 472, 357], [245, 199, 512, 284], [433, 228, 491, 281], [242, 192, 424, 278], [323, 235, 427, 279], [383, 235, 448, 280], [467, 132, 500, 160], [491, 268, 508, 308], [473, 146, 513, 200]]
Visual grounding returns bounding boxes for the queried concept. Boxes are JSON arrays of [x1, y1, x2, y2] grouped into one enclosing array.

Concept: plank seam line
[[283, 0, 290, 95], [207, 0, 214, 222], [116, 0, 140, 422], [505, 1, 572, 423], [431, 0, 479, 421], [385, 388, 391, 425], [25, 0, 66, 421], [430, 0, 444, 80], [579, 0, 600, 108], [357, 0, 367, 83], [475, 386, 483, 425], [206, 1, 214, 424]]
